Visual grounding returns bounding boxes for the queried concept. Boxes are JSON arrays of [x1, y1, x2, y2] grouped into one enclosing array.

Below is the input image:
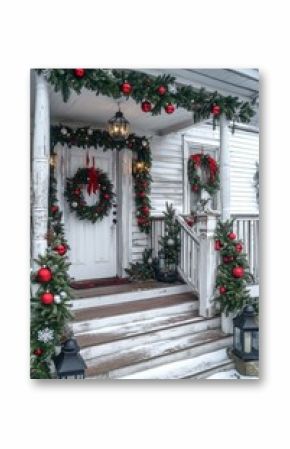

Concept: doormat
[[70, 277, 131, 290]]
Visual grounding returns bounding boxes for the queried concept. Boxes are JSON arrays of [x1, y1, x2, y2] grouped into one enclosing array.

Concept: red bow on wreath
[[207, 156, 217, 182], [86, 153, 100, 195]]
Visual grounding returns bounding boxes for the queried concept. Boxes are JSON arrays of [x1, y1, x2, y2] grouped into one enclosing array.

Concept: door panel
[[59, 146, 117, 280]]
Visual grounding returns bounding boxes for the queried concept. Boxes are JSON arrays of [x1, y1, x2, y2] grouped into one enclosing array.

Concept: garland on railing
[[30, 159, 73, 378], [38, 69, 255, 126], [214, 220, 256, 316], [51, 125, 152, 233]]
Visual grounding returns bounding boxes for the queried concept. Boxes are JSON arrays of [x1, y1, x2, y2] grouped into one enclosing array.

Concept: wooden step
[[120, 348, 233, 380], [76, 312, 220, 348], [71, 283, 192, 310], [80, 316, 221, 360], [72, 293, 198, 334], [85, 330, 232, 379]]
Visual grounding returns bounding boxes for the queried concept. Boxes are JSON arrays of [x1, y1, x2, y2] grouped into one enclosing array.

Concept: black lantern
[[233, 305, 259, 361], [107, 106, 130, 141], [155, 249, 178, 283], [53, 338, 87, 379]]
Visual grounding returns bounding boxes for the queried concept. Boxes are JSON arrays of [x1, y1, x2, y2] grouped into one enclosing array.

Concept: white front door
[[60, 146, 117, 281]]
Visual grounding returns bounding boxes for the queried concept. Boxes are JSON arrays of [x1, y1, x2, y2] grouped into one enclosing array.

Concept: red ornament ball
[[141, 206, 150, 215], [120, 81, 133, 95], [73, 188, 81, 195], [186, 218, 194, 227], [211, 104, 221, 116], [214, 240, 223, 251], [235, 243, 243, 253], [33, 348, 43, 356], [103, 193, 110, 200], [74, 69, 86, 78], [54, 244, 67, 256], [37, 267, 52, 283], [232, 266, 245, 278], [223, 255, 234, 264], [40, 291, 54, 305], [157, 85, 167, 96], [228, 232, 237, 240], [191, 184, 199, 192], [165, 103, 175, 114], [141, 101, 152, 113], [219, 286, 227, 294], [138, 191, 146, 198], [51, 205, 59, 214]]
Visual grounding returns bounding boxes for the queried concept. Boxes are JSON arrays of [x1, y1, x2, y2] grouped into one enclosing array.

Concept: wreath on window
[[65, 166, 115, 223], [188, 153, 220, 195]]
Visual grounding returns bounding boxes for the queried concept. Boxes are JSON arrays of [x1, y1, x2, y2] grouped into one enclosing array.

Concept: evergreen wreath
[[65, 167, 114, 223], [188, 153, 220, 195]]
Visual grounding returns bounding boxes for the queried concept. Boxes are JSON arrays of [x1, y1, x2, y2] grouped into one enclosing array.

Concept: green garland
[[188, 153, 220, 195], [214, 220, 257, 315], [38, 69, 255, 125], [30, 160, 73, 379], [65, 167, 115, 223], [51, 125, 152, 233]]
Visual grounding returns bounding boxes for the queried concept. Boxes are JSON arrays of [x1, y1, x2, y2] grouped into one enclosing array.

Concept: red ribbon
[[208, 156, 217, 182], [87, 157, 100, 195]]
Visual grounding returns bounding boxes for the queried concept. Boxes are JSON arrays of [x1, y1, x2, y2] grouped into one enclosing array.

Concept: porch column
[[117, 149, 133, 276], [219, 114, 231, 221], [196, 212, 219, 317], [32, 73, 50, 265]]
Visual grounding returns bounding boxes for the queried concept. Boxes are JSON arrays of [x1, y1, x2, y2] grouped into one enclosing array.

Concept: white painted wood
[[31, 73, 50, 265], [233, 215, 259, 282], [248, 284, 259, 297], [59, 146, 117, 280], [220, 114, 231, 221], [117, 149, 132, 276], [71, 283, 192, 310], [80, 317, 221, 360], [72, 300, 198, 335], [196, 213, 219, 317], [120, 348, 230, 380], [87, 334, 232, 379], [221, 312, 234, 334]]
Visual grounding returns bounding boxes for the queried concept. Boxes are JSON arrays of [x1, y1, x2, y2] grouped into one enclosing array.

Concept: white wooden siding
[[131, 122, 259, 262]]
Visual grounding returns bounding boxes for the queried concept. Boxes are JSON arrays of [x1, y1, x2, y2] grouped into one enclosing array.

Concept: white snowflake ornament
[[37, 327, 54, 343]]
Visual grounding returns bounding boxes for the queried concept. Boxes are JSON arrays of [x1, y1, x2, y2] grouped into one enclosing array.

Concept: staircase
[[71, 283, 233, 379]]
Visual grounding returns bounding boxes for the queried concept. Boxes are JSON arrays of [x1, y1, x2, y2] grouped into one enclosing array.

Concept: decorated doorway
[[56, 145, 117, 281]]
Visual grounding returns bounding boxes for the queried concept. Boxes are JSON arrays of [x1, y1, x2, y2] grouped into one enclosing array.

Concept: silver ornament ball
[[61, 127, 68, 135], [54, 295, 61, 304], [60, 291, 67, 299], [167, 238, 175, 246]]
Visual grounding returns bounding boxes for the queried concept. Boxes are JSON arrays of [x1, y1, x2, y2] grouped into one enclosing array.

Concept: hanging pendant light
[[107, 104, 130, 141]]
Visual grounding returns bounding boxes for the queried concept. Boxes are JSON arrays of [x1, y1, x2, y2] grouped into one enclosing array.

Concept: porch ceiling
[[31, 69, 259, 136]]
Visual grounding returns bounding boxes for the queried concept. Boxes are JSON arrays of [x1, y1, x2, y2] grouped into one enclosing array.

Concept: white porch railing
[[232, 214, 259, 283], [176, 216, 200, 294]]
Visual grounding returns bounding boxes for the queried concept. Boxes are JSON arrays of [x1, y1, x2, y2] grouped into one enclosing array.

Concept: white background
[[0, 1, 289, 448]]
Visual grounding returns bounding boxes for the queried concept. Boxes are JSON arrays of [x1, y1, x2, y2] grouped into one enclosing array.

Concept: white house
[[31, 69, 259, 379]]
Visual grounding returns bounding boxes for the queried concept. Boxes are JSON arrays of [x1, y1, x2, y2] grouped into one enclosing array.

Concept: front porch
[[30, 68, 259, 379]]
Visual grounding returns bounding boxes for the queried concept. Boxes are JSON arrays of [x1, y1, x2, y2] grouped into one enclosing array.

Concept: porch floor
[[70, 279, 185, 300]]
